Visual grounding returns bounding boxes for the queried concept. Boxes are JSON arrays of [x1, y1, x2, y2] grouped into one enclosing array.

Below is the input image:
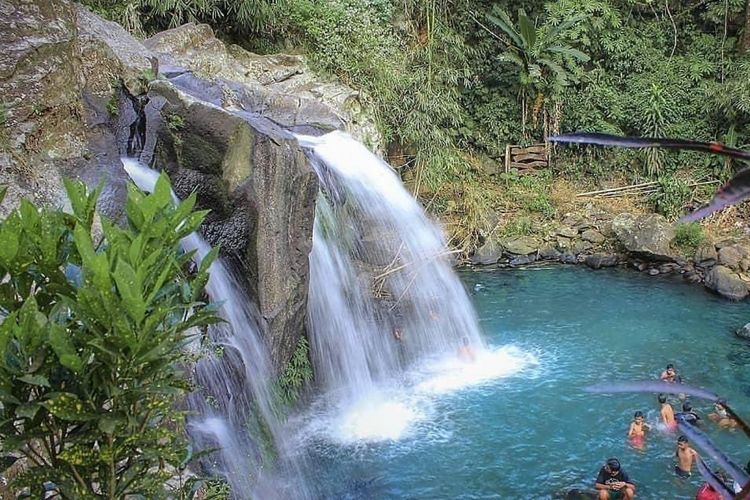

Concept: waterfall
[[122, 159, 310, 500], [298, 131, 486, 441]]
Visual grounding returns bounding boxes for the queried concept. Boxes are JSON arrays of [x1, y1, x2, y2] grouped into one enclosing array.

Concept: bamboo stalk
[[577, 180, 720, 198]]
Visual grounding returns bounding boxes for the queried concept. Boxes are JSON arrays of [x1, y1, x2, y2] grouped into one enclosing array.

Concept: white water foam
[[301, 344, 538, 445]]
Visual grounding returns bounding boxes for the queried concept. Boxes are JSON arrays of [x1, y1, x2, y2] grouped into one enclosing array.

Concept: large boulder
[[705, 265, 749, 300], [146, 70, 319, 372], [612, 213, 675, 260], [501, 235, 540, 255], [472, 238, 503, 265], [143, 23, 381, 150]]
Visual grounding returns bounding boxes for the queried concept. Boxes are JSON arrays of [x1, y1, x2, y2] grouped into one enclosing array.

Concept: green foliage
[[167, 113, 186, 132], [80, 0, 285, 38], [277, 335, 313, 406], [106, 94, 119, 117], [673, 222, 706, 255], [498, 215, 534, 237], [483, 4, 589, 135], [0, 177, 219, 498], [649, 176, 692, 220], [287, 0, 472, 188]]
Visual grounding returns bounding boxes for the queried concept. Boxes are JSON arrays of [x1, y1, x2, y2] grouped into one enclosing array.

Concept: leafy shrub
[[673, 222, 705, 254], [0, 177, 218, 498], [499, 216, 534, 237], [649, 176, 693, 220]]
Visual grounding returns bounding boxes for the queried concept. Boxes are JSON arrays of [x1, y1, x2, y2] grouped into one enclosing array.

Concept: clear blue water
[[307, 266, 750, 499]]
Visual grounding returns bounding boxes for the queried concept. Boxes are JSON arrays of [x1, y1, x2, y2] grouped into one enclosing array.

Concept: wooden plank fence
[[504, 143, 548, 174]]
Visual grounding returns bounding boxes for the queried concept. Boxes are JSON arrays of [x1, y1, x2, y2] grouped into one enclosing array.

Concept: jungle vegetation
[[81, 0, 750, 250]]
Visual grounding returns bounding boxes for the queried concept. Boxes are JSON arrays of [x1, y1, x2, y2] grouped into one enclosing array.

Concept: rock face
[[612, 213, 675, 260], [0, 3, 378, 371], [143, 23, 381, 150], [147, 76, 318, 368], [0, 0, 82, 217]]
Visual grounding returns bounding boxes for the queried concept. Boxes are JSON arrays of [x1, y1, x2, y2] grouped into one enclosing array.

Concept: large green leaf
[[486, 7, 523, 48], [114, 258, 146, 325], [49, 324, 83, 373], [517, 10, 536, 49], [17, 374, 50, 387], [16, 403, 41, 420], [42, 393, 95, 421]]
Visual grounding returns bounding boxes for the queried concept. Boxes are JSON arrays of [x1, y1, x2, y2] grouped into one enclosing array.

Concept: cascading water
[[297, 131, 533, 446], [122, 159, 310, 499]]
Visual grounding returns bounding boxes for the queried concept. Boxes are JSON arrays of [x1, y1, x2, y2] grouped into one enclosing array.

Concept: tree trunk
[[742, 0, 750, 52]]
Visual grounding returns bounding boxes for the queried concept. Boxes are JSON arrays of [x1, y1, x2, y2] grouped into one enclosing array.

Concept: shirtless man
[[628, 411, 649, 448], [659, 394, 676, 431], [675, 435, 698, 479], [660, 364, 678, 382], [457, 337, 476, 363]]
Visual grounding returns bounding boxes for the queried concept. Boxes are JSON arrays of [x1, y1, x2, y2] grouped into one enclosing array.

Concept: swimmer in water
[[627, 410, 649, 448], [659, 394, 677, 431], [709, 401, 738, 428], [457, 336, 476, 363], [660, 363, 682, 383], [595, 458, 636, 499], [675, 434, 698, 479]]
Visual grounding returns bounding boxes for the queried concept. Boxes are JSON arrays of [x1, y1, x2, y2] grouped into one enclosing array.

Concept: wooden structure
[[504, 143, 548, 174]]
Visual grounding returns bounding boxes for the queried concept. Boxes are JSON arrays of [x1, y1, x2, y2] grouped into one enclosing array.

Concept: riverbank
[[438, 175, 750, 303]]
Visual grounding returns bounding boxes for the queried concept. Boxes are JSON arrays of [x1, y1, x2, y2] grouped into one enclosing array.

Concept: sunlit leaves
[[0, 176, 218, 497]]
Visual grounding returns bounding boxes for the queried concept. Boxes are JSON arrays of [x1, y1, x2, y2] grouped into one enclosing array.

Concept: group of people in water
[[595, 364, 742, 499]]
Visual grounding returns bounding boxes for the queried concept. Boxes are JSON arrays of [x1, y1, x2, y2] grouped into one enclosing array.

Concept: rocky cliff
[[0, 0, 378, 371]]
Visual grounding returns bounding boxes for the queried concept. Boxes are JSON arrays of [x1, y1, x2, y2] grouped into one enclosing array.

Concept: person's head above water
[[658, 394, 668, 404], [666, 363, 675, 370], [634, 410, 644, 419], [605, 458, 621, 473], [682, 401, 693, 412], [678, 435, 688, 445]]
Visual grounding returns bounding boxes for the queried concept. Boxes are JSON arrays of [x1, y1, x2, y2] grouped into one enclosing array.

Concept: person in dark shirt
[[676, 401, 701, 426], [595, 458, 636, 499]]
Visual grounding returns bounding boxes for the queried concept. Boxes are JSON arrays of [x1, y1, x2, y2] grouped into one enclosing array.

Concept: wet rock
[[539, 243, 561, 260], [150, 79, 318, 370], [585, 254, 618, 269], [705, 265, 749, 300], [561, 253, 578, 264], [472, 239, 503, 265], [612, 213, 675, 260], [658, 263, 680, 274], [736, 323, 750, 340], [509, 254, 537, 267], [683, 271, 702, 283]]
